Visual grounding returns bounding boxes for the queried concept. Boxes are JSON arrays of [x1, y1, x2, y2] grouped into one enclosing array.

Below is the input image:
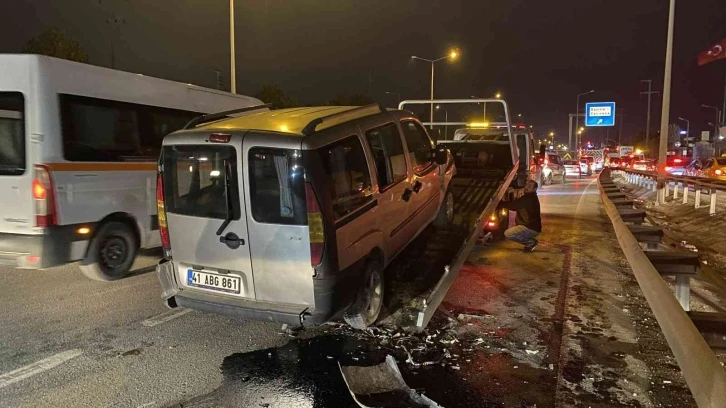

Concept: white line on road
[[141, 308, 192, 327], [0, 349, 83, 389]]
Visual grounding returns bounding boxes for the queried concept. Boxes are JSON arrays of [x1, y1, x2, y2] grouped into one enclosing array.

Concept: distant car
[[702, 158, 726, 180], [633, 160, 654, 171], [542, 153, 566, 184], [665, 156, 689, 176], [579, 156, 594, 175], [563, 160, 582, 178], [608, 158, 620, 168]]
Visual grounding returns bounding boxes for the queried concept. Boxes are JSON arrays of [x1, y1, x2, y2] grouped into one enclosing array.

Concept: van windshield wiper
[[216, 161, 235, 236]]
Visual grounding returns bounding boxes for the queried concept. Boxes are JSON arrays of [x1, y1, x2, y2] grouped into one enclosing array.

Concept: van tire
[[344, 260, 384, 330], [433, 189, 454, 229], [79, 222, 138, 281]]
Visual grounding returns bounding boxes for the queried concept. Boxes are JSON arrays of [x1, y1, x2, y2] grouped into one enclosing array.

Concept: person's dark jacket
[[503, 192, 541, 232]]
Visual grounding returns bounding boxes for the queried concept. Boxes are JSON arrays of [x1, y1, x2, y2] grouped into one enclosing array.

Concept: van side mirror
[[434, 145, 448, 165]]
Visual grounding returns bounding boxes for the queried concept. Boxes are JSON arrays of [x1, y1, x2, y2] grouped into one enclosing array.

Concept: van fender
[[339, 229, 387, 271]]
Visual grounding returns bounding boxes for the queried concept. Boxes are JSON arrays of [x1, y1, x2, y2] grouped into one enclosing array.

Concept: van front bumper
[[0, 225, 92, 269], [156, 259, 340, 327]]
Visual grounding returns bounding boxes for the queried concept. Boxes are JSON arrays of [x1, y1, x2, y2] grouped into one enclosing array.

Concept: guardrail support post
[[665, 181, 670, 197], [675, 275, 691, 311], [682, 183, 689, 204], [673, 182, 679, 200], [652, 178, 657, 192], [710, 190, 717, 215], [695, 189, 701, 209]]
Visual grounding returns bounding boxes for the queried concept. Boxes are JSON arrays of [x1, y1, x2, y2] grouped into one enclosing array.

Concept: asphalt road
[[0, 174, 696, 407]]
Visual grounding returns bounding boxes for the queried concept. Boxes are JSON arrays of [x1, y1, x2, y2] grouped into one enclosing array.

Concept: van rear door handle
[[219, 232, 245, 249]]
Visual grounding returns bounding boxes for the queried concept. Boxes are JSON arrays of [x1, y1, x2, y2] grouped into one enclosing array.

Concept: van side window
[[317, 136, 373, 219], [400, 121, 434, 173], [0, 92, 25, 176], [365, 123, 407, 189], [248, 147, 306, 225], [60, 94, 199, 161]]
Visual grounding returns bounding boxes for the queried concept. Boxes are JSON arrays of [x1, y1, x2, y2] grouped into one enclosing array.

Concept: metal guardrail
[[617, 169, 726, 215], [597, 170, 726, 408]]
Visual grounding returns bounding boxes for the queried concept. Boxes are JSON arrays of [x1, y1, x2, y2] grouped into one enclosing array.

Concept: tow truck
[[384, 99, 540, 330]]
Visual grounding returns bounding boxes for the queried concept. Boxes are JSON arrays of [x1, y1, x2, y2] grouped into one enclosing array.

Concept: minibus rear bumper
[[0, 225, 93, 268]]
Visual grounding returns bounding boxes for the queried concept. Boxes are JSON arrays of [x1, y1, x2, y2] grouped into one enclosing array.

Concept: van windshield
[[162, 145, 240, 220], [0, 92, 25, 176]]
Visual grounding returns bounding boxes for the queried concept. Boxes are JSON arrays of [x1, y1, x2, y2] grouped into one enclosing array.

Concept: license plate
[[187, 269, 241, 294]]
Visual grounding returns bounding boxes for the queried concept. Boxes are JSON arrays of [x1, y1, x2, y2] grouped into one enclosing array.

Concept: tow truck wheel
[[79, 222, 138, 281], [344, 260, 384, 330], [433, 189, 454, 228]]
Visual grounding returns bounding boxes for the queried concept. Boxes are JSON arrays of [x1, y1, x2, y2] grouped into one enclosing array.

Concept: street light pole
[[656, 0, 675, 203], [385, 91, 401, 105], [437, 105, 449, 140], [641, 80, 659, 158], [677, 117, 689, 146], [575, 90, 594, 153], [412, 50, 458, 129], [702, 105, 721, 140], [229, 0, 236, 94]]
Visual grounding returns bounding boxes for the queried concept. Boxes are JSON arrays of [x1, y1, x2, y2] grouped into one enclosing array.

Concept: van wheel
[[544, 173, 553, 185], [433, 189, 454, 228], [79, 222, 138, 281], [344, 261, 384, 330]]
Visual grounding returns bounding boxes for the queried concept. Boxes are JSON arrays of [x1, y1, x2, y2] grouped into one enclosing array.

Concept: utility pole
[[640, 80, 659, 158], [229, 0, 236, 94], [656, 0, 675, 203]]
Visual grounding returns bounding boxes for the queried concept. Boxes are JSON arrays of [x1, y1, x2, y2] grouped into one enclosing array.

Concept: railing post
[[695, 188, 701, 209], [710, 189, 717, 215], [682, 182, 689, 204], [652, 178, 657, 192], [673, 182, 679, 200], [675, 275, 691, 312], [665, 181, 670, 197]]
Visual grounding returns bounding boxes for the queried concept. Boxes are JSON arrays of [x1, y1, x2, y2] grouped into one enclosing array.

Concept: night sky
[[1, 0, 725, 145]]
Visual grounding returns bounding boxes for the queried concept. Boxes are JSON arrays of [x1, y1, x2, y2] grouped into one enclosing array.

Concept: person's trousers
[[504, 225, 540, 247]]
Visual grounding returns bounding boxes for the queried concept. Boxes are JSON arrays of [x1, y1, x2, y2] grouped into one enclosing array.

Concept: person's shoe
[[523, 240, 539, 252]]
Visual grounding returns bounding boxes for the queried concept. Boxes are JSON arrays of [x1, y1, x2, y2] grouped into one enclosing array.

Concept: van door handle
[[412, 180, 423, 193], [402, 188, 413, 202], [219, 232, 245, 249]]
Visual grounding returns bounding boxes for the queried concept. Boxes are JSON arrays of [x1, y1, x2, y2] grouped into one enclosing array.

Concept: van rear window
[[0, 92, 25, 176], [248, 147, 306, 225], [162, 145, 240, 220]]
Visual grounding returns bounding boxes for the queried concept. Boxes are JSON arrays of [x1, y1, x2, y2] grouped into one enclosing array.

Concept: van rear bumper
[[157, 259, 340, 327], [0, 225, 91, 269]]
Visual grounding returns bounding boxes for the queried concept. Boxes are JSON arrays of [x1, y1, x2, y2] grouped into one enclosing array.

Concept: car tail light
[[716, 169, 724, 176], [305, 183, 325, 266], [33, 165, 57, 227], [674, 158, 682, 163], [156, 173, 172, 255], [665, 166, 672, 172]]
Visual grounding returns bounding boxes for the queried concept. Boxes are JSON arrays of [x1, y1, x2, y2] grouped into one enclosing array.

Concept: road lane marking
[[0, 349, 83, 389], [141, 308, 192, 327]]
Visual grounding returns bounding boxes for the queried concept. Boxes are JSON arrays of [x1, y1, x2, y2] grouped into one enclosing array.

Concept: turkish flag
[[698, 39, 726, 66]]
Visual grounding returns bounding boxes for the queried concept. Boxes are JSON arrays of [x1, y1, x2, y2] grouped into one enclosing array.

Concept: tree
[[329, 93, 375, 106], [23, 28, 89, 63], [254, 83, 296, 109]]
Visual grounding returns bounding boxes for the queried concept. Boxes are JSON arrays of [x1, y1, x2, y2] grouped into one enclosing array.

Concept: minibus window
[[0, 92, 25, 176]]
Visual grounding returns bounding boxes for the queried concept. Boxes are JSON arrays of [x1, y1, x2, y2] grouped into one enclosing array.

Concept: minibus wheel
[[344, 260, 384, 329], [79, 222, 138, 281]]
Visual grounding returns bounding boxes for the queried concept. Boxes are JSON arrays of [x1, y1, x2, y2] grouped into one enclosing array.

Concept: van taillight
[[33, 165, 57, 227], [156, 173, 171, 255], [305, 183, 324, 266]]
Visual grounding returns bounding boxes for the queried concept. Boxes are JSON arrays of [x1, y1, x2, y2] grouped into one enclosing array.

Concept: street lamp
[[436, 105, 449, 140], [412, 49, 460, 128], [549, 131, 555, 146], [229, 0, 236, 93], [471, 92, 500, 122], [495, 92, 502, 99], [385, 91, 401, 105], [677, 117, 689, 144], [575, 90, 594, 151], [702, 104, 721, 139]]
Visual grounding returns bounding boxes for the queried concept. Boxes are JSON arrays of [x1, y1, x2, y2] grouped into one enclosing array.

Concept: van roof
[[199, 106, 380, 136]]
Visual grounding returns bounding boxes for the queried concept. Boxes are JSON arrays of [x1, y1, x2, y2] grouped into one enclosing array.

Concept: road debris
[[339, 355, 443, 408], [680, 241, 698, 253]]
